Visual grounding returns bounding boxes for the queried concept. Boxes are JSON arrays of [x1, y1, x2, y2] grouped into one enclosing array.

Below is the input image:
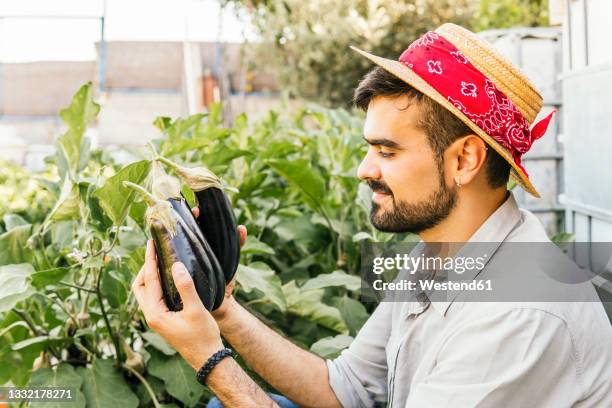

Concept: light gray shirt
[[326, 192, 612, 407]]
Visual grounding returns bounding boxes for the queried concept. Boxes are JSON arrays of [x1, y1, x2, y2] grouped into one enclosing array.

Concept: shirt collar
[[428, 191, 523, 317]]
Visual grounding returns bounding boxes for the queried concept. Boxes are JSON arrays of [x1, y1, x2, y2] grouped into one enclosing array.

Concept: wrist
[[186, 340, 225, 371], [196, 347, 235, 385], [212, 296, 239, 327]]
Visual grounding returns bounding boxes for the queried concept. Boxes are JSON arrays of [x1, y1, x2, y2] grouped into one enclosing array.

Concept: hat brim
[[350, 45, 540, 198]]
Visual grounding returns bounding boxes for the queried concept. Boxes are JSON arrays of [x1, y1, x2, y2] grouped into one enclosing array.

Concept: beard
[[368, 164, 458, 234]]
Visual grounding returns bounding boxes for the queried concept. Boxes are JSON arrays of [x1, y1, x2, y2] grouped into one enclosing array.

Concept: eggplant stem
[[156, 156, 178, 169], [147, 141, 161, 160], [123, 181, 159, 206], [123, 363, 162, 408]]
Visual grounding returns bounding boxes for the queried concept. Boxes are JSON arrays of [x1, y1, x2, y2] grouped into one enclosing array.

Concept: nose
[[357, 150, 381, 181]]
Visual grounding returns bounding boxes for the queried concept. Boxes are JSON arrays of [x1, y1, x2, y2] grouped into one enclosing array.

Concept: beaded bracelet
[[196, 348, 235, 385]]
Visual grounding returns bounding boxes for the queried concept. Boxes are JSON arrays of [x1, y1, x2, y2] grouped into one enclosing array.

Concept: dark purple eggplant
[[158, 157, 240, 283], [168, 197, 225, 310], [124, 181, 224, 311]]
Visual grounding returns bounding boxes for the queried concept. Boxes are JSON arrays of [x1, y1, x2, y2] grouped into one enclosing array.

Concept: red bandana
[[398, 31, 555, 175]]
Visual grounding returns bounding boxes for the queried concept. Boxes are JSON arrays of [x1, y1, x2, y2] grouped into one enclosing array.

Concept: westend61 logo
[[372, 253, 488, 275]]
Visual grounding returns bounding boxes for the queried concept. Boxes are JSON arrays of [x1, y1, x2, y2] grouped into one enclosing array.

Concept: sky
[[0, 0, 252, 62]]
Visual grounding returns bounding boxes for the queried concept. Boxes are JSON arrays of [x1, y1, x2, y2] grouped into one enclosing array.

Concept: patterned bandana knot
[[398, 31, 555, 175]]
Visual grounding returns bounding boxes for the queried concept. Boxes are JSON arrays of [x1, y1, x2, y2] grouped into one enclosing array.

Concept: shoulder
[[505, 207, 550, 242]]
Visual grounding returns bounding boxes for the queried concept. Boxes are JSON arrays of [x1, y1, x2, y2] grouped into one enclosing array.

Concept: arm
[[208, 223, 391, 408], [405, 307, 580, 407], [205, 357, 279, 408], [214, 298, 343, 408], [215, 294, 392, 408]]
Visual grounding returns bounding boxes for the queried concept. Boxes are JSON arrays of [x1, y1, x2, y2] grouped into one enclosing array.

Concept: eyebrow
[[362, 136, 402, 149]]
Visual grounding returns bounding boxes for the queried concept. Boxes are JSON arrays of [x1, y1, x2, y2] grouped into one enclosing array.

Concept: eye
[[378, 151, 394, 158]]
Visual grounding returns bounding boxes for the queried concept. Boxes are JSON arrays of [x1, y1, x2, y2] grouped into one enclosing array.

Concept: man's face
[[357, 95, 458, 234]]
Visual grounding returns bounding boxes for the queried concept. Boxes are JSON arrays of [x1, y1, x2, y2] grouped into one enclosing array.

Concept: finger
[[132, 265, 146, 304], [238, 225, 247, 247], [132, 265, 145, 291], [192, 206, 200, 218], [132, 270, 146, 307], [225, 278, 236, 297], [143, 240, 164, 310], [171, 262, 201, 314]]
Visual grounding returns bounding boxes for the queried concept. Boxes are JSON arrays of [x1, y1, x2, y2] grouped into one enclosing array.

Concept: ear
[[446, 135, 488, 186]]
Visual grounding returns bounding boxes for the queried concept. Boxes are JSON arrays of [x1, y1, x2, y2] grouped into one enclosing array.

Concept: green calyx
[[156, 156, 223, 192], [123, 181, 178, 237], [150, 160, 183, 200], [147, 142, 183, 200]]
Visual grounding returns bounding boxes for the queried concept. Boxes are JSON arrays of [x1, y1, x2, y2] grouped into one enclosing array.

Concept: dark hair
[[354, 67, 510, 189]]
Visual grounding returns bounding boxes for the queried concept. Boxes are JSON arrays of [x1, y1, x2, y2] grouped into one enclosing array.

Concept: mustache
[[367, 180, 392, 195]]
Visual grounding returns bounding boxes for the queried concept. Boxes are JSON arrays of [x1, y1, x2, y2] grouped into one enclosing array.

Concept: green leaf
[[274, 215, 319, 243], [0, 224, 33, 265], [31, 267, 71, 289], [311, 214, 349, 237], [29, 363, 86, 408], [93, 160, 151, 225], [161, 138, 209, 157], [310, 335, 353, 359], [329, 296, 369, 335], [141, 331, 176, 355], [11, 335, 61, 352], [78, 359, 139, 408], [134, 374, 166, 408], [0, 263, 35, 312], [83, 257, 104, 269], [356, 183, 372, 214], [46, 177, 81, 223], [0, 345, 40, 386], [2, 214, 28, 231], [100, 270, 127, 308], [128, 200, 147, 227], [88, 192, 113, 231], [236, 262, 286, 312], [551, 232, 575, 244], [301, 270, 362, 292], [268, 159, 325, 210], [236, 173, 267, 199], [60, 82, 100, 135], [206, 146, 251, 170], [58, 82, 100, 176], [148, 350, 204, 407], [153, 116, 172, 132], [118, 226, 146, 252], [50, 220, 75, 251], [283, 281, 348, 334], [241, 236, 275, 256], [126, 247, 146, 274], [352, 231, 374, 243]]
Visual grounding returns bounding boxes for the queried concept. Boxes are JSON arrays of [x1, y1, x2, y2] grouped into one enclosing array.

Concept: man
[[132, 23, 612, 407]]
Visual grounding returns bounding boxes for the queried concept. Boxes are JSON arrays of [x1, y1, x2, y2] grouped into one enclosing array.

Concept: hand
[[191, 206, 247, 322], [132, 240, 224, 370]]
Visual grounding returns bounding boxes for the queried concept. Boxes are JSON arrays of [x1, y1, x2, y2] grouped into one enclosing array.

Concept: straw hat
[[351, 23, 554, 198]]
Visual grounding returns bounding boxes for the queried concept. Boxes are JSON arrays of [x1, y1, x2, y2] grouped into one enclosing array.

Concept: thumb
[[171, 263, 200, 312]]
